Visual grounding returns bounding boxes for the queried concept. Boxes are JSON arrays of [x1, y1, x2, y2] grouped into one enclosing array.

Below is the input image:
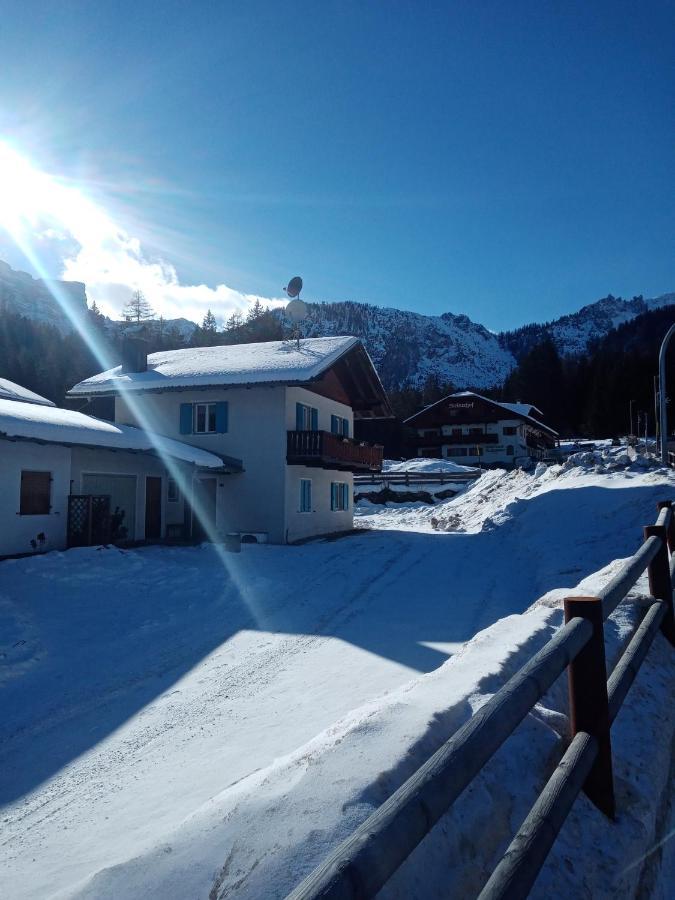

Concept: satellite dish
[[286, 298, 308, 323], [284, 275, 303, 299]]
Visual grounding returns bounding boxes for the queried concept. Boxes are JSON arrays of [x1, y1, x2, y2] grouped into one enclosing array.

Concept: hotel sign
[[447, 402, 474, 409]]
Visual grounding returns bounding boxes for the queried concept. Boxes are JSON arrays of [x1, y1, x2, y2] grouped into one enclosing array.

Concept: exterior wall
[[284, 386, 353, 436], [0, 440, 70, 556], [115, 386, 288, 543], [430, 418, 528, 467], [70, 447, 168, 541], [284, 465, 353, 542], [114, 384, 357, 544], [284, 387, 354, 542]]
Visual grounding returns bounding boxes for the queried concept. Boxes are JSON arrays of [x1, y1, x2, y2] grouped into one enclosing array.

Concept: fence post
[[657, 500, 675, 553], [644, 523, 675, 646], [563, 595, 615, 819]]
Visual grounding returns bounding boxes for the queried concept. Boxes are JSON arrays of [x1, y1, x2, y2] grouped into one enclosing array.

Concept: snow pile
[[383, 457, 479, 475], [563, 445, 666, 474], [0, 398, 227, 468], [41, 564, 675, 899], [69, 335, 362, 394]]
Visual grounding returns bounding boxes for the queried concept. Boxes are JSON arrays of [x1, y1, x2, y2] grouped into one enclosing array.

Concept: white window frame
[[297, 403, 316, 431], [331, 481, 349, 512], [194, 402, 217, 434], [299, 478, 312, 513]]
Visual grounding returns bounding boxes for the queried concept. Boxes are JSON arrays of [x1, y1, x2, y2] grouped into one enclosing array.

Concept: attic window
[[20, 471, 51, 515]]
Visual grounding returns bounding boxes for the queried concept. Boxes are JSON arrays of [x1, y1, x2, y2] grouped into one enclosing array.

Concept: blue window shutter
[[331, 414, 339, 434], [343, 418, 350, 438], [296, 402, 304, 430], [180, 403, 193, 434], [343, 483, 349, 509], [331, 483, 337, 511], [311, 407, 318, 431], [215, 401, 228, 433]]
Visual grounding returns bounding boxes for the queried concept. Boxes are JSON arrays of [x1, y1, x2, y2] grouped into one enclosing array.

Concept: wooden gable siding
[[410, 396, 506, 429], [303, 344, 393, 419], [304, 367, 352, 407]]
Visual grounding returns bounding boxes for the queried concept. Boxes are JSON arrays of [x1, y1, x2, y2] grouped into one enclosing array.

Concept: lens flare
[[0, 142, 266, 626]]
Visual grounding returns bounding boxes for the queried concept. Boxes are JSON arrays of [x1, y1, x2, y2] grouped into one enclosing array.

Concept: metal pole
[[654, 375, 660, 453], [659, 323, 675, 463]]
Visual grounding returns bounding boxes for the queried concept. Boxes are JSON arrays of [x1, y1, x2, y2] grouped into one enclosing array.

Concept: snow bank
[[383, 457, 479, 475], [56, 562, 675, 900], [0, 398, 226, 468]]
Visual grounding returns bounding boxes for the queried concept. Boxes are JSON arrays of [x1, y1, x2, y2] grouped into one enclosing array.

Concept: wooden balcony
[[287, 430, 384, 472]]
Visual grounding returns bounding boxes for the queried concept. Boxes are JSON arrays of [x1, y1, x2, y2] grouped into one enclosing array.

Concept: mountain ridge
[[1, 259, 673, 392]]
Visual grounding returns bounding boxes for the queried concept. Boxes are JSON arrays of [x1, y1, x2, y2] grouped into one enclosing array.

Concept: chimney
[[120, 336, 148, 373]]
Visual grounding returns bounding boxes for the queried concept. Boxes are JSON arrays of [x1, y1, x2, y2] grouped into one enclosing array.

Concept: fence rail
[[287, 500, 675, 900], [353, 469, 482, 487]]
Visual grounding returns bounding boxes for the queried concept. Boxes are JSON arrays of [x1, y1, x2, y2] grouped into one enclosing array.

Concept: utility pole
[[629, 398, 635, 439], [659, 323, 675, 463]]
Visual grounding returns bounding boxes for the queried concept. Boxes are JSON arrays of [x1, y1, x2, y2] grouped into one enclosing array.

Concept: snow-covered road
[[1, 461, 674, 898]]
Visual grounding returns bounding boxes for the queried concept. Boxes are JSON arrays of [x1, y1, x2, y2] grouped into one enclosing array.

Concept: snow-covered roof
[[405, 390, 558, 437], [0, 399, 229, 469], [68, 336, 361, 396], [499, 401, 543, 418], [0, 378, 55, 407]]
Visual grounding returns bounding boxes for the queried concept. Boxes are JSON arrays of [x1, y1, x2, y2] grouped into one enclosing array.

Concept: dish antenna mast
[[284, 276, 308, 349]]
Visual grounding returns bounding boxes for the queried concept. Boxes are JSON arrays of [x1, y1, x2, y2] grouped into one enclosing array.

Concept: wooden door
[[145, 476, 162, 540]]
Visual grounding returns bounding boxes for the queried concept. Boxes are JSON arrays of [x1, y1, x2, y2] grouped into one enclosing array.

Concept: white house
[[405, 390, 558, 467], [0, 379, 227, 558], [67, 336, 391, 545]]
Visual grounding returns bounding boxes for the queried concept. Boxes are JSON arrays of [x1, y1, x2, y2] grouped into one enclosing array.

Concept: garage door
[[82, 474, 136, 542]]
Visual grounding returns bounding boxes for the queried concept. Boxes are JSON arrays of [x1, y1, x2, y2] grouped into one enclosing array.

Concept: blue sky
[[0, 1, 673, 329]]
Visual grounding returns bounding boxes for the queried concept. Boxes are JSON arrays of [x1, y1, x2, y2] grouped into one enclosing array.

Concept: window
[[451, 428, 462, 437], [503, 426, 517, 435], [469, 427, 483, 436], [168, 478, 180, 502], [331, 415, 350, 437], [447, 447, 468, 457], [467, 447, 482, 456], [296, 402, 318, 431], [179, 401, 228, 435], [20, 471, 51, 515], [330, 481, 349, 511], [196, 402, 216, 434], [506, 445, 515, 456], [299, 479, 312, 513]]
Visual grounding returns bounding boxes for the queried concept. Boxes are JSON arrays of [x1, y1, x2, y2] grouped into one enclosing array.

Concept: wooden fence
[[353, 469, 482, 488], [287, 500, 675, 900]]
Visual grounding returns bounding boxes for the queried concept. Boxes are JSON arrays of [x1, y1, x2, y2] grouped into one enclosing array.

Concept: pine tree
[[123, 290, 154, 323], [226, 311, 243, 332], [202, 309, 217, 332], [246, 299, 264, 323]]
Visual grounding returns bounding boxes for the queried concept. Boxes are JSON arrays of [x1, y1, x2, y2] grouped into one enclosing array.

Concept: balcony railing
[[287, 430, 384, 472]]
